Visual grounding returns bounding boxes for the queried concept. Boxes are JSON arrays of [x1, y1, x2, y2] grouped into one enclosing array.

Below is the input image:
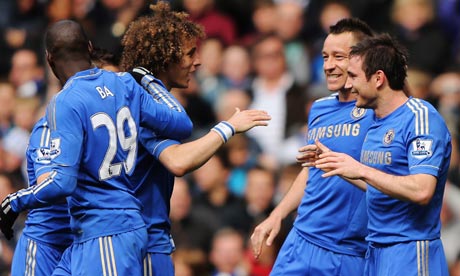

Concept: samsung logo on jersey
[[307, 123, 361, 141], [361, 150, 392, 165]]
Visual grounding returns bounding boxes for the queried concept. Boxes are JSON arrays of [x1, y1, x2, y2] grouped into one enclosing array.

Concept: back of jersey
[[47, 68, 147, 240]]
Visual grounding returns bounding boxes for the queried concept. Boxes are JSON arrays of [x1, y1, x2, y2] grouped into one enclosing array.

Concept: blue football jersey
[[132, 132, 179, 254], [131, 74, 184, 254], [294, 93, 374, 256], [361, 97, 451, 244], [9, 68, 193, 242], [22, 117, 72, 246]]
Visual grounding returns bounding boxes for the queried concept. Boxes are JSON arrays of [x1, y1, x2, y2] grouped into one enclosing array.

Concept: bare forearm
[[343, 177, 367, 191], [271, 167, 308, 219], [360, 168, 436, 205], [315, 146, 436, 205], [160, 131, 224, 176]]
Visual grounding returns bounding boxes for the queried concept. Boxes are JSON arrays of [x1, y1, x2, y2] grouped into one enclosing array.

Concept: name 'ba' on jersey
[[9, 68, 192, 242]]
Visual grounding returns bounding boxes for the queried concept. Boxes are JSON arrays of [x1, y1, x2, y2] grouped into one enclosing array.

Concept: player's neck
[[374, 90, 408, 118], [337, 89, 357, 102], [56, 60, 93, 84]]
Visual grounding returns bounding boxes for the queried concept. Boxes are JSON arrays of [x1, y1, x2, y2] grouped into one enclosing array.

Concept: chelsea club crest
[[383, 129, 395, 145], [351, 107, 366, 119]]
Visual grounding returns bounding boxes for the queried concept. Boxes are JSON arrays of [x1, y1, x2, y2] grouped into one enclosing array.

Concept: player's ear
[[45, 50, 52, 64], [375, 70, 385, 88]]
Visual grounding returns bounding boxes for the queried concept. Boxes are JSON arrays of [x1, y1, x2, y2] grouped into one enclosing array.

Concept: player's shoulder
[[405, 97, 449, 133], [55, 68, 105, 100], [313, 93, 338, 103], [115, 70, 138, 86], [30, 117, 48, 135], [113, 70, 144, 96], [405, 97, 443, 119], [310, 93, 338, 109], [52, 85, 82, 109], [405, 97, 434, 108], [28, 117, 52, 158], [310, 92, 360, 112], [95, 69, 140, 96]]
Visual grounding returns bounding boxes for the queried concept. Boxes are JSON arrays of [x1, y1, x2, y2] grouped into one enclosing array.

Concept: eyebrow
[[187, 47, 197, 56]]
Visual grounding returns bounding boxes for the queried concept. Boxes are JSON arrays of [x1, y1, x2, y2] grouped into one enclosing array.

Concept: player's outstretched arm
[[226, 108, 270, 133], [250, 167, 308, 259], [159, 108, 271, 176]]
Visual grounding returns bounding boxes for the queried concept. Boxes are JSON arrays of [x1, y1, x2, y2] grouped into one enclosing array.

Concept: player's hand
[[297, 144, 319, 167], [314, 140, 362, 179], [250, 213, 281, 259], [226, 108, 271, 133], [129, 67, 152, 84], [0, 194, 19, 240]]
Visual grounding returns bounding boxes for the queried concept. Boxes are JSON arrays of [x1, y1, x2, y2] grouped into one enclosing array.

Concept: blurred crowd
[[0, 0, 459, 275]]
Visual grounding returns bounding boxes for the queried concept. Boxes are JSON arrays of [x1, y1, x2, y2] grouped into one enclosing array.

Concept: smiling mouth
[[327, 74, 342, 79]]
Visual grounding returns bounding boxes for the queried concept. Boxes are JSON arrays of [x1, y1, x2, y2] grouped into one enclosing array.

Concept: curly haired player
[[120, 2, 270, 275]]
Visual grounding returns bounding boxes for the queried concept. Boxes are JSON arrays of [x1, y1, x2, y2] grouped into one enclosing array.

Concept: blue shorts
[[271, 229, 365, 276], [52, 247, 71, 276], [365, 239, 448, 276], [52, 227, 147, 275], [11, 234, 67, 276], [143, 252, 174, 276]]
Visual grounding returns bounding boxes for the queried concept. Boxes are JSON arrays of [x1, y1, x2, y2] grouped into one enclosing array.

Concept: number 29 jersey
[[44, 68, 192, 241]]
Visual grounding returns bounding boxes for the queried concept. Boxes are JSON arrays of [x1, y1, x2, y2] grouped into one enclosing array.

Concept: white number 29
[[91, 107, 137, 180]]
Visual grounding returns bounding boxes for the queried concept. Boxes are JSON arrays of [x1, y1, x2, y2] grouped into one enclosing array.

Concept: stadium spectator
[[247, 33, 308, 169], [209, 228, 249, 276]]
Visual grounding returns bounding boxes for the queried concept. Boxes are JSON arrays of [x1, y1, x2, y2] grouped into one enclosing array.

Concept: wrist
[[211, 121, 235, 143], [270, 208, 285, 220]]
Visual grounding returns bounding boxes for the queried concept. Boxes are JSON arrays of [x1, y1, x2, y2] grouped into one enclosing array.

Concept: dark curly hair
[[119, 1, 205, 74]]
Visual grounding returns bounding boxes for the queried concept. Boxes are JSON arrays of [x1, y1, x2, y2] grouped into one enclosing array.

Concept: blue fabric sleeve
[[9, 170, 76, 212], [140, 74, 185, 112], [139, 127, 180, 159], [129, 75, 193, 140]]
